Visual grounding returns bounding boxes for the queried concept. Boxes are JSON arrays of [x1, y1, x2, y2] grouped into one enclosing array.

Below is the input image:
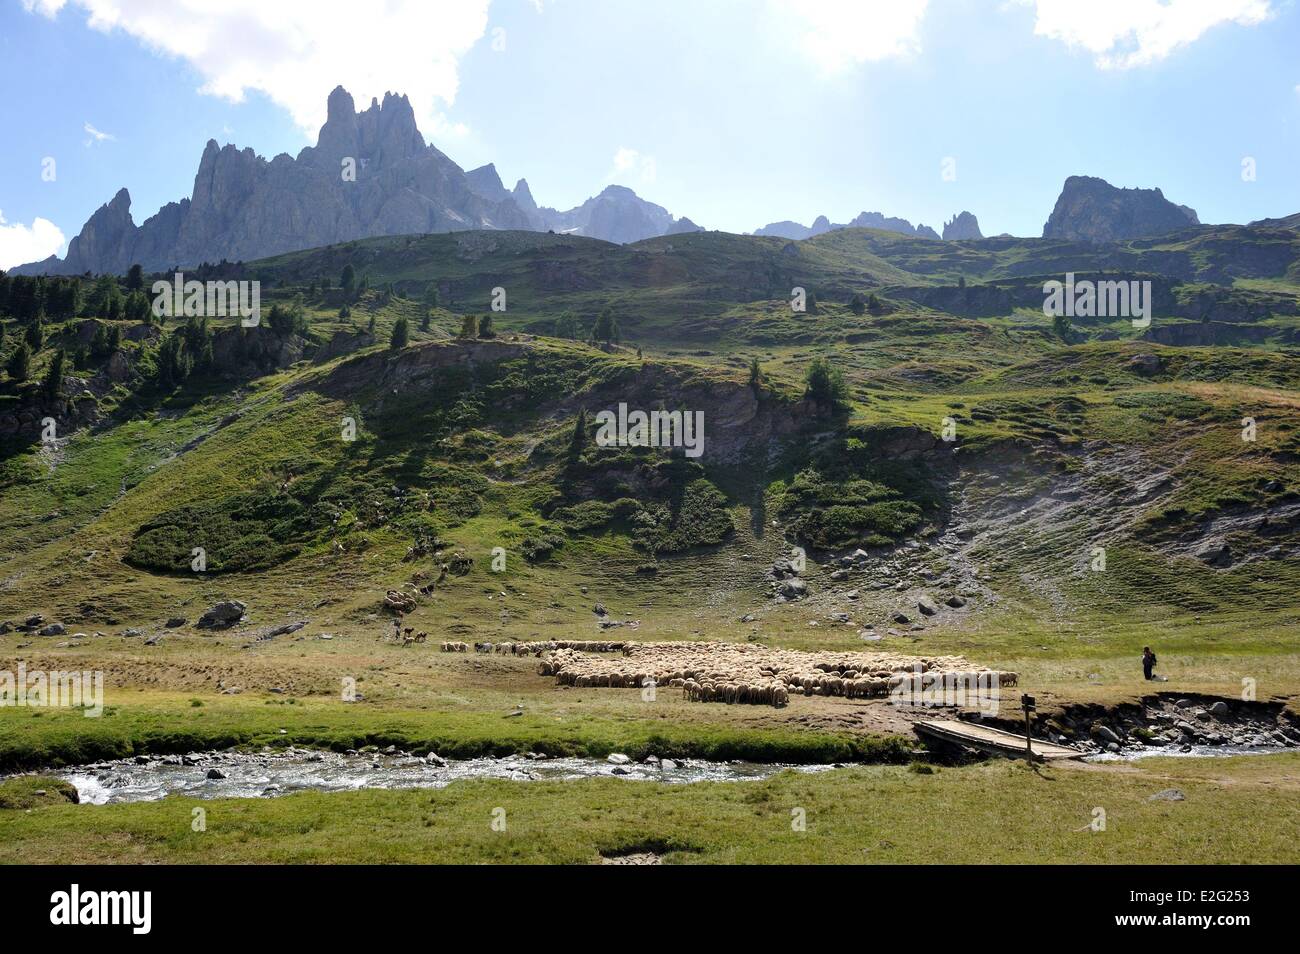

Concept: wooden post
[[1021, 694, 1036, 762]]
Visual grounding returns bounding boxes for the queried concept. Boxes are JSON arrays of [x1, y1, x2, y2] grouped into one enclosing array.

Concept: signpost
[[1021, 693, 1036, 761]]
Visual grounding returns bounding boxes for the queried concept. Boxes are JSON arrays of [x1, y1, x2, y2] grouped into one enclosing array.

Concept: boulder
[[1147, 788, 1185, 802], [1095, 725, 1121, 745], [1194, 541, 1233, 568], [37, 623, 66, 636], [197, 600, 247, 629], [917, 599, 938, 617], [778, 578, 807, 600]]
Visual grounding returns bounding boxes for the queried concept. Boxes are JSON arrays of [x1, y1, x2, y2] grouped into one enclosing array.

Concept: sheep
[[455, 638, 982, 709]]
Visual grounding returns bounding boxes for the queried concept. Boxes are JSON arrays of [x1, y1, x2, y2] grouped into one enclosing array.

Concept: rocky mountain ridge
[[15, 87, 701, 275], [755, 211, 942, 241], [1042, 175, 1200, 243]]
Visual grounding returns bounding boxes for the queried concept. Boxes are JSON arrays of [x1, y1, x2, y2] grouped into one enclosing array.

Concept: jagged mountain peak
[[11, 85, 702, 275], [942, 211, 983, 240], [1043, 175, 1200, 242]]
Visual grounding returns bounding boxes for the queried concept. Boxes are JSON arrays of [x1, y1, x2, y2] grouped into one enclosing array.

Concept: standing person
[[1142, 646, 1157, 681]]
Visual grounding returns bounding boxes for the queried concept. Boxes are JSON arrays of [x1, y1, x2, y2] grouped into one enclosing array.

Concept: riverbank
[[2, 752, 1297, 864]]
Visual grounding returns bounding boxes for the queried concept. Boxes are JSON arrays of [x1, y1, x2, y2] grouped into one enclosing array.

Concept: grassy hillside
[[0, 225, 1297, 864]]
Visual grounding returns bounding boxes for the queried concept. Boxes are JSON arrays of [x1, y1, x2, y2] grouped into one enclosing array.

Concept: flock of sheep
[[440, 639, 1016, 709], [440, 639, 626, 654]]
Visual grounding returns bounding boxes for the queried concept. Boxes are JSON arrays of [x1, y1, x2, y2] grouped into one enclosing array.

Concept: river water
[[46, 749, 834, 804]]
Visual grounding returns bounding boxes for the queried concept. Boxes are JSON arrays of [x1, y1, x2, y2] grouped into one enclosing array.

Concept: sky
[[2, 0, 1299, 269]]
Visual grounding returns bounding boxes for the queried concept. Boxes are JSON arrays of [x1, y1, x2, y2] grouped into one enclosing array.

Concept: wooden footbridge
[[914, 719, 1083, 761]]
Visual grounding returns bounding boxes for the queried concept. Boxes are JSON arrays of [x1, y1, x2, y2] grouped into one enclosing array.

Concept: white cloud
[[83, 121, 115, 146], [608, 147, 657, 187], [25, 0, 493, 138], [0, 210, 67, 270], [773, 0, 929, 74], [1021, 0, 1272, 70]]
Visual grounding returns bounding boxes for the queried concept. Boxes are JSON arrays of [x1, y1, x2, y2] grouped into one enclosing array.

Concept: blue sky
[[2, 0, 1299, 268]]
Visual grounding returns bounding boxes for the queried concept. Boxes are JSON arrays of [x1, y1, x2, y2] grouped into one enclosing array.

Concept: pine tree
[[25, 316, 44, 351], [124, 290, 151, 323], [748, 357, 764, 393], [459, 314, 478, 338], [804, 357, 847, 411], [477, 314, 495, 338], [390, 316, 410, 350], [340, 263, 356, 294], [42, 348, 65, 398], [6, 342, 31, 381], [126, 264, 145, 292], [554, 311, 578, 339], [592, 307, 619, 345], [569, 408, 588, 457]]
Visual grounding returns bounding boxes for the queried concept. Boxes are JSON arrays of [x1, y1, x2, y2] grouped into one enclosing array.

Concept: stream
[[41, 748, 834, 804]]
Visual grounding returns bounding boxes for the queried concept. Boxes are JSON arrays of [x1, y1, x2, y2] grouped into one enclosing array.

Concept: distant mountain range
[[14, 86, 703, 276], [462, 164, 703, 244], [755, 211, 954, 242], [14, 82, 1284, 277]]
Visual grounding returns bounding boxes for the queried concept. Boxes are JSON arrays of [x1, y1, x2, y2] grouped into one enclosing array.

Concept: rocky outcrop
[[664, 216, 705, 235], [942, 211, 982, 240], [1042, 176, 1199, 243], [848, 211, 940, 240]]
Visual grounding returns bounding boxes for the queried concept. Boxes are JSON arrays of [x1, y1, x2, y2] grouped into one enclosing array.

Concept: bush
[[631, 479, 733, 553]]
